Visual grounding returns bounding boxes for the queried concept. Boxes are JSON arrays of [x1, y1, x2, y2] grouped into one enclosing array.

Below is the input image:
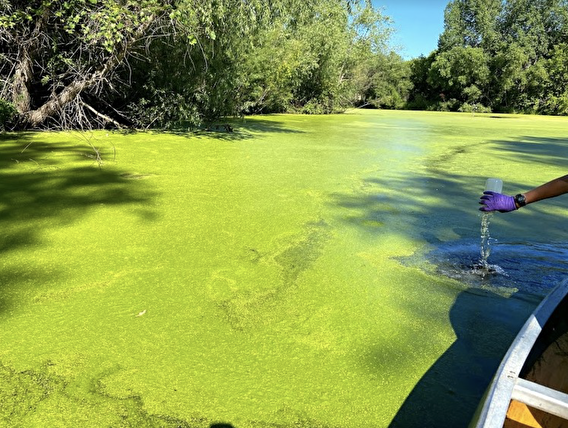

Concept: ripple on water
[[400, 240, 568, 297]]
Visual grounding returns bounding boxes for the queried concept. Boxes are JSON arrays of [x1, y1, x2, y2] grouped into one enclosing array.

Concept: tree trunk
[[10, 5, 50, 123], [19, 16, 154, 128], [12, 47, 33, 114]]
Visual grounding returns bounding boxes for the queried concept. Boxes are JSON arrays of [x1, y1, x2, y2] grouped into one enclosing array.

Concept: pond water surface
[[1, 110, 567, 427]]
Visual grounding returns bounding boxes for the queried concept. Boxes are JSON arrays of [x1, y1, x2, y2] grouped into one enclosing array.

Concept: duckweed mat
[[1, 111, 567, 427]]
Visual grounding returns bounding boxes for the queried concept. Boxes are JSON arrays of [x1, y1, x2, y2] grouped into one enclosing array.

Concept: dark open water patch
[[399, 240, 568, 297]]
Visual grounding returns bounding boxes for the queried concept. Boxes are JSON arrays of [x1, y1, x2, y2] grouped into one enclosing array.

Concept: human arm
[[479, 175, 568, 212], [523, 175, 568, 206]]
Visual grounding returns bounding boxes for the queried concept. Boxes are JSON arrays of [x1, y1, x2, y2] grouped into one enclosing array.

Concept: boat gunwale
[[470, 278, 568, 428]]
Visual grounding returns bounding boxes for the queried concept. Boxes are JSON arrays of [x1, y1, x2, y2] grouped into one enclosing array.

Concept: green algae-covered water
[[1, 110, 568, 427]]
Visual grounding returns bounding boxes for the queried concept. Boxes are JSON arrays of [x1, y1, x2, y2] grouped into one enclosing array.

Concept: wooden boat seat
[[505, 331, 568, 428]]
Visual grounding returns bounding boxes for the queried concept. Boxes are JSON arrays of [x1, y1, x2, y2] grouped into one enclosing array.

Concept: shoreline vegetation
[[1, 0, 567, 132]]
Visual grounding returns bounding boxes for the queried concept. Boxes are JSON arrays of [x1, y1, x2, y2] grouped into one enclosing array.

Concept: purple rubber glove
[[479, 191, 517, 212]]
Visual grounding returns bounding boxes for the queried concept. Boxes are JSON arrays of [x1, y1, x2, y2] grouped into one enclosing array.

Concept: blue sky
[[373, 0, 450, 59]]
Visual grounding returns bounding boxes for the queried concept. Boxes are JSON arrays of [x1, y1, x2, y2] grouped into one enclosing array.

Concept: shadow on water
[[332, 139, 568, 255], [493, 136, 568, 168], [330, 135, 568, 427], [388, 240, 568, 427], [167, 118, 305, 142], [0, 133, 159, 314], [388, 287, 536, 428], [331, 171, 568, 248]]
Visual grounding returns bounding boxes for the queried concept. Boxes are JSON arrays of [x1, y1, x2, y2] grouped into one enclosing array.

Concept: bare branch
[[79, 99, 123, 129], [21, 13, 156, 128]]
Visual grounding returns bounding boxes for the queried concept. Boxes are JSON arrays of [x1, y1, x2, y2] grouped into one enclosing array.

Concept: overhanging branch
[[20, 14, 156, 128]]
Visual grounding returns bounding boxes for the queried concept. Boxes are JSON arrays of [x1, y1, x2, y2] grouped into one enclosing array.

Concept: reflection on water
[[401, 240, 568, 297]]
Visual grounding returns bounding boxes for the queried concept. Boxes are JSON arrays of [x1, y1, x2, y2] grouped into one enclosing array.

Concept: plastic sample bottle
[[484, 178, 503, 193]]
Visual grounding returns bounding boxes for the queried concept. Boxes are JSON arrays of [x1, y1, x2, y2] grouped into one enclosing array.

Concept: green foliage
[[429, 46, 490, 105], [0, 99, 16, 129], [439, 0, 502, 51], [458, 102, 492, 113], [121, 0, 399, 128], [413, 0, 568, 115], [236, 19, 320, 114], [405, 54, 437, 110], [0, 1, 168, 56], [121, 0, 281, 128], [127, 89, 202, 130], [3, 0, 565, 129], [0, 0, 180, 127], [354, 52, 411, 109], [231, 0, 396, 115], [542, 43, 568, 115]]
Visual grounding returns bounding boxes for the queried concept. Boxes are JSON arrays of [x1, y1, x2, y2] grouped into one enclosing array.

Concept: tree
[[355, 52, 411, 109], [127, 0, 396, 122], [428, 46, 490, 109], [0, 0, 405, 129], [121, 0, 275, 128], [438, 0, 502, 52], [543, 43, 568, 115], [235, 0, 395, 115], [493, 0, 568, 112], [0, 0, 182, 128], [335, 0, 397, 110], [406, 53, 438, 110], [427, 0, 568, 114], [119, 0, 342, 126], [0, 0, 291, 129]]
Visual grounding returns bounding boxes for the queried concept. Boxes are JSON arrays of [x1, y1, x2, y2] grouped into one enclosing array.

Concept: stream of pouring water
[[478, 179, 503, 272], [479, 212, 492, 268]]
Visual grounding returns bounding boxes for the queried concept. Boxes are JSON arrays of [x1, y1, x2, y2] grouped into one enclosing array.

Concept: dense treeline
[[0, 0, 566, 130], [0, 0, 403, 129], [410, 0, 568, 115]]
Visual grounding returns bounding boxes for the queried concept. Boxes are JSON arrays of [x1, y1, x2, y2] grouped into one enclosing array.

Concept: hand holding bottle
[[479, 192, 517, 212]]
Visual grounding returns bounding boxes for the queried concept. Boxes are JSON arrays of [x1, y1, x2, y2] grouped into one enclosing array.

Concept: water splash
[[401, 240, 568, 297], [474, 212, 503, 277]]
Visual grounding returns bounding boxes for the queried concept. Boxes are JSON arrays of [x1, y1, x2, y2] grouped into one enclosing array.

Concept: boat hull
[[471, 279, 568, 428]]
